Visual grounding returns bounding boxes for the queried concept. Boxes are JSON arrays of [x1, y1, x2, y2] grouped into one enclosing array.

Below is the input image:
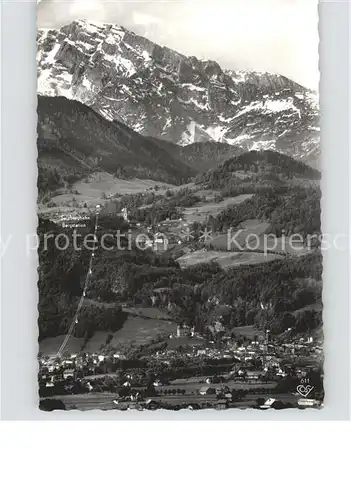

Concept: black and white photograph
[[36, 0, 324, 411]]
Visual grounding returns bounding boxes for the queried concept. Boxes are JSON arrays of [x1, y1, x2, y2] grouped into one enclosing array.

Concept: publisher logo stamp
[[296, 384, 314, 398]]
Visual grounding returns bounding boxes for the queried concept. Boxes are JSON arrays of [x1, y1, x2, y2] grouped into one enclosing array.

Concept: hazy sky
[[37, 0, 319, 89]]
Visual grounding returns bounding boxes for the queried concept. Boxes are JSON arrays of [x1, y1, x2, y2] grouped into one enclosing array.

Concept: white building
[[121, 207, 129, 221]]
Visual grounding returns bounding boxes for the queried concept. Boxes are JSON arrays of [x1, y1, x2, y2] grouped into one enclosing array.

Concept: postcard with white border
[[36, 0, 323, 411]]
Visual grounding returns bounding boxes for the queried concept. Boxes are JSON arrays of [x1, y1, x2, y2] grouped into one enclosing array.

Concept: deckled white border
[[0, 0, 350, 420]]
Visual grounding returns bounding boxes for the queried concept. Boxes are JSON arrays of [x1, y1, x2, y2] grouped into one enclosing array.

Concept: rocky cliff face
[[37, 19, 320, 167]]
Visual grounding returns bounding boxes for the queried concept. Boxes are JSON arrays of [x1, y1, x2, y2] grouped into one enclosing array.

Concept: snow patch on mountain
[[251, 139, 276, 150], [235, 98, 301, 119], [206, 125, 227, 142], [227, 134, 252, 145], [191, 98, 210, 111], [180, 122, 196, 145]]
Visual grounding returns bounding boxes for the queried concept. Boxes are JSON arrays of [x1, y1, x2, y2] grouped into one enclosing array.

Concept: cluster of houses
[[143, 331, 323, 385], [148, 218, 194, 246], [169, 325, 196, 338], [39, 314, 323, 406], [39, 351, 128, 388]]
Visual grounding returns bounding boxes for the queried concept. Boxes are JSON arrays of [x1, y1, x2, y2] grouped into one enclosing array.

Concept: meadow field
[[50, 173, 176, 207], [39, 335, 84, 356], [177, 249, 284, 269], [39, 315, 178, 356], [210, 218, 310, 255], [42, 384, 298, 412], [182, 194, 254, 224], [109, 316, 176, 348]]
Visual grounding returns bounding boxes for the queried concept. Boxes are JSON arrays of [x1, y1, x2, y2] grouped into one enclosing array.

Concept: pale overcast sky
[[37, 0, 319, 89]]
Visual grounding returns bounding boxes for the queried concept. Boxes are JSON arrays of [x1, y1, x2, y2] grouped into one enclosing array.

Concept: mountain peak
[[37, 20, 319, 167]]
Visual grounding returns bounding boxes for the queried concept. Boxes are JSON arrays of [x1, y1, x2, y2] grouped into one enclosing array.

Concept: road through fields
[[43, 391, 301, 411]]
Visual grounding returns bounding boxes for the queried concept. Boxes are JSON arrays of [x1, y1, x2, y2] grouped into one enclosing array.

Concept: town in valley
[[37, 18, 323, 411]]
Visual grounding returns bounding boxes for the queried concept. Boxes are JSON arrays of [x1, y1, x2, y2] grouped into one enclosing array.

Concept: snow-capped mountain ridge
[[37, 19, 319, 167]]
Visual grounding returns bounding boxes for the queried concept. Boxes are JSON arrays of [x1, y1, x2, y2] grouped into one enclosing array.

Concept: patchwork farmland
[[182, 194, 254, 224], [177, 250, 284, 269], [50, 172, 176, 208], [39, 315, 178, 356]]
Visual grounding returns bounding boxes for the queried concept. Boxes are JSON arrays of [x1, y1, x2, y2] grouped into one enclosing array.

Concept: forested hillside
[[38, 216, 322, 342]]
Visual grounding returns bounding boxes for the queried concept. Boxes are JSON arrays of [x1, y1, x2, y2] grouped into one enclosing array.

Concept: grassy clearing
[[212, 234, 309, 255], [109, 317, 177, 348], [292, 303, 323, 316], [39, 335, 84, 356], [229, 325, 264, 340], [177, 250, 284, 269], [211, 218, 310, 256], [122, 306, 172, 321], [182, 194, 254, 224], [240, 218, 266, 229], [50, 173, 176, 207], [39, 314, 178, 355], [211, 219, 270, 250]]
